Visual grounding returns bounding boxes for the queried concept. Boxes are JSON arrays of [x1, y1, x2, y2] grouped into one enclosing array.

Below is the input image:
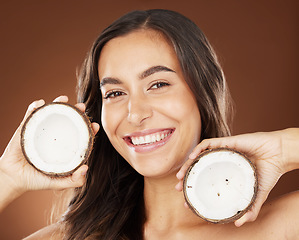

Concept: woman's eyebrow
[[100, 65, 175, 88], [139, 65, 175, 79], [100, 77, 122, 88]]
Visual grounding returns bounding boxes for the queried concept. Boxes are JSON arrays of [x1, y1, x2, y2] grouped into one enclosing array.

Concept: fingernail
[[176, 171, 183, 179], [81, 166, 88, 176], [81, 169, 87, 176], [175, 182, 182, 191], [235, 214, 246, 227], [53, 95, 68, 102]]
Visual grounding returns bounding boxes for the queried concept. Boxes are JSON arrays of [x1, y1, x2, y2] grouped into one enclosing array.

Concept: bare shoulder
[[222, 191, 299, 240], [257, 191, 299, 239], [22, 223, 63, 240], [263, 190, 299, 219]]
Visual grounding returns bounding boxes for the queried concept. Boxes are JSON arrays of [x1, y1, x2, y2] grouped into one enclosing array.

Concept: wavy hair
[[61, 9, 233, 240]]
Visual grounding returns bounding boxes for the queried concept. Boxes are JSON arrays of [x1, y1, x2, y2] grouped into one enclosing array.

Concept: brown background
[[0, 0, 298, 239]]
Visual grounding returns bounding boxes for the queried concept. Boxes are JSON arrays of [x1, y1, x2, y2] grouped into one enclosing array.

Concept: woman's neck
[[143, 173, 205, 232]]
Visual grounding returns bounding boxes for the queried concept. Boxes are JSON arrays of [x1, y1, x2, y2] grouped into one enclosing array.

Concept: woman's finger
[[53, 95, 69, 103], [189, 137, 235, 159], [234, 208, 258, 227], [91, 122, 100, 136], [176, 158, 195, 181], [22, 99, 45, 124], [188, 140, 213, 159], [175, 179, 183, 191], [75, 102, 86, 112], [46, 164, 89, 190], [234, 188, 269, 227]]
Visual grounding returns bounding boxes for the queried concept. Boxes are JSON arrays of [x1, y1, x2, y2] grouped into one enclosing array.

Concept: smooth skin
[[1, 30, 298, 239], [99, 29, 202, 179]]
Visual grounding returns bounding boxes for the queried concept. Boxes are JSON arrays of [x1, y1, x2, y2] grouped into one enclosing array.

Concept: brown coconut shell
[[183, 148, 258, 224], [20, 102, 94, 177]]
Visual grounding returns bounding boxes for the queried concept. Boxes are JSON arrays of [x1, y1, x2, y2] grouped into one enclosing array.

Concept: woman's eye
[[104, 91, 125, 99], [149, 81, 170, 90]]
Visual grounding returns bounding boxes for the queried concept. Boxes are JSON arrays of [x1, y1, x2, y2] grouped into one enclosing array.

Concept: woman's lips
[[123, 129, 175, 153]]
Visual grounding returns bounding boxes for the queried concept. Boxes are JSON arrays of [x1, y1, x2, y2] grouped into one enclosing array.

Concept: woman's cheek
[[101, 105, 115, 137], [101, 103, 126, 140]]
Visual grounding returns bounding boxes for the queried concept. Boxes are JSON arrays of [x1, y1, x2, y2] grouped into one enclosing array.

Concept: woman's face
[[99, 30, 201, 178]]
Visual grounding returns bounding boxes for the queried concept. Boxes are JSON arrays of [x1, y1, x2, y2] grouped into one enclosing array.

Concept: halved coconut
[[21, 102, 94, 177], [183, 148, 257, 223]]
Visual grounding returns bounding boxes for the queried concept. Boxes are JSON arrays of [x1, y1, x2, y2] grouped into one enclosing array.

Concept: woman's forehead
[[97, 30, 180, 78], [102, 29, 171, 54]]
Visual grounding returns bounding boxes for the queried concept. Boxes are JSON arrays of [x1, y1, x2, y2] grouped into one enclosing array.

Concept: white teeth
[[131, 131, 171, 146], [151, 134, 156, 143], [134, 137, 140, 145]]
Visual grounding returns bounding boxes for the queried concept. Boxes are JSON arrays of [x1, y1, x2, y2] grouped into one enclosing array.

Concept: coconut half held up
[[21, 102, 94, 177], [183, 148, 258, 223]]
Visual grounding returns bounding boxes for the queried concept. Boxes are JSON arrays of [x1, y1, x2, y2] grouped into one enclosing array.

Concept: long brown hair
[[61, 9, 233, 239]]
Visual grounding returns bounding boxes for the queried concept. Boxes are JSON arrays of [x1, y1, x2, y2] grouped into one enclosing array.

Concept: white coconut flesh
[[21, 103, 93, 176], [184, 149, 257, 223]]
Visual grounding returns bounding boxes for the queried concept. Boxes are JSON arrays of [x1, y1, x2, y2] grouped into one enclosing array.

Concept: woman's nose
[[127, 95, 152, 126]]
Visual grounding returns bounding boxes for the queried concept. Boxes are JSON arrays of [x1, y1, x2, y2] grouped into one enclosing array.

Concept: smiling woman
[[0, 9, 298, 240], [64, 9, 232, 239], [99, 30, 202, 177]]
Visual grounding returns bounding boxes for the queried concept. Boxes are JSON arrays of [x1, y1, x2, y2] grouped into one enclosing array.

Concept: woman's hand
[[0, 96, 99, 211], [176, 128, 299, 227]]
